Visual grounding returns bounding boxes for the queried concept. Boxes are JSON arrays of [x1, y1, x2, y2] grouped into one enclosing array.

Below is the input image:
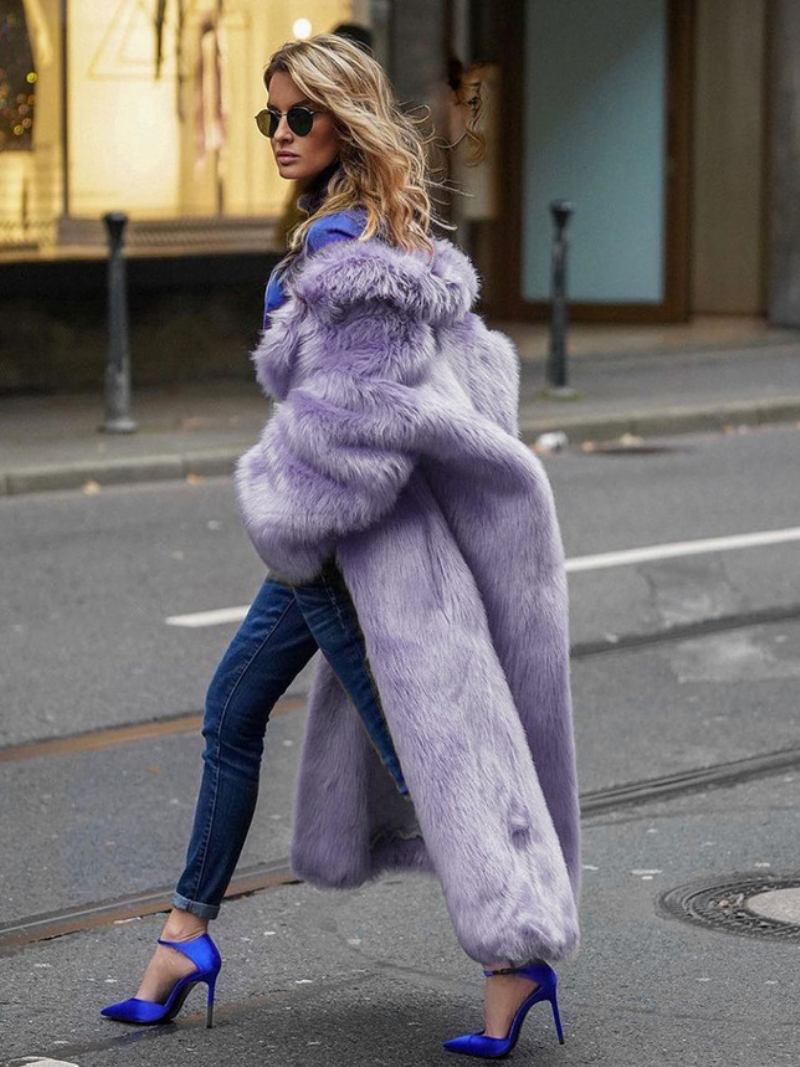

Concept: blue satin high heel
[[442, 959, 565, 1058], [100, 931, 222, 1028]]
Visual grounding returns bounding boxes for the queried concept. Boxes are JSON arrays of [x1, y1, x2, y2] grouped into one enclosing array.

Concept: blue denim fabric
[[171, 561, 407, 920]]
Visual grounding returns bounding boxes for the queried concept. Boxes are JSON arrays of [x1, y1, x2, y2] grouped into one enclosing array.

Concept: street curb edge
[[2, 398, 798, 498]]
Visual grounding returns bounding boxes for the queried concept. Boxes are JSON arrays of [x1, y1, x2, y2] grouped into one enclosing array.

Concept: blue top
[[262, 207, 368, 330]]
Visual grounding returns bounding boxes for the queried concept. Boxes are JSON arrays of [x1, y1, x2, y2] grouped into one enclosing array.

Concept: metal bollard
[[100, 211, 137, 433], [545, 200, 577, 398]]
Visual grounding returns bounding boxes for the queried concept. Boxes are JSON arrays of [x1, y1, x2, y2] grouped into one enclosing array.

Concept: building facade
[[448, 0, 798, 328], [1, 0, 798, 392]]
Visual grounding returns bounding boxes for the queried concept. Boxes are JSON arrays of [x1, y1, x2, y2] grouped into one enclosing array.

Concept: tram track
[[3, 739, 800, 954], [2, 602, 798, 952], [0, 696, 306, 765], [2, 600, 798, 768], [569, 599, 800, 657], [0, 859, 300, 954]]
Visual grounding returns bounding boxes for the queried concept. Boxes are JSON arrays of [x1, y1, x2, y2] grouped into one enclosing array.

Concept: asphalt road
[[1, 421, 799, 1066]]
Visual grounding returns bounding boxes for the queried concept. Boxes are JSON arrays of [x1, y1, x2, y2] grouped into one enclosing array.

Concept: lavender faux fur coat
[[234, 232, 581, 966]]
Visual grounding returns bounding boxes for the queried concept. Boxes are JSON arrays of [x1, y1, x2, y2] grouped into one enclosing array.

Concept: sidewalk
[[1, 338, 798, 496]]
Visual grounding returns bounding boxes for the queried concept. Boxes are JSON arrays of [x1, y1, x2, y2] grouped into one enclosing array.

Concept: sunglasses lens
[[255, 109, 276, 137], [256, 107, 317, 138], [288, 108, 314, 136]]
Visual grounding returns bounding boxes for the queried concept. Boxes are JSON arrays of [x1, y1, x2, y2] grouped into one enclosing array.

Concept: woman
[[100, 33, 581, 1058]]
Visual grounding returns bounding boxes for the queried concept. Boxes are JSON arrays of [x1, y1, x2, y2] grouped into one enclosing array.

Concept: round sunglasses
[[255, 105, 323, 139]]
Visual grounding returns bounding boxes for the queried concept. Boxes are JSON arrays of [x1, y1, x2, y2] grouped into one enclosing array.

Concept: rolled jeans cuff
[[170, 891, 220, 921]]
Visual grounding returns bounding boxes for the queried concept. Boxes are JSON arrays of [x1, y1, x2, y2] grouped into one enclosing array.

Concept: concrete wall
[[691, 0, 766, 314], [387, 0, 447, 108], [0, 254, 277, 394], [767, 0, 800, 325]]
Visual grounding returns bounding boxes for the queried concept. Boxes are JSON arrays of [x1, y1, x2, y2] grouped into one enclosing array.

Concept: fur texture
[[234, 235, 582, 966]]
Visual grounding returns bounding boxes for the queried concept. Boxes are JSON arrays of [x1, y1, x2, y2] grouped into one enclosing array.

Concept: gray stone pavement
[[2, 355, 800, 1065], [2, 421, 800, 1064], [1, 340, 798, 495], [3, 768, 798, 1066], [4, 614, 799, 928]]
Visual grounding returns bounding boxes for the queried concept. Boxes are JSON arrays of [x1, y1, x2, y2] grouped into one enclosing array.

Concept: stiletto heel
[[100, 930, 222, 1027], [550, 981, 565, 1044], [205, 971, 217, 1028], [442, 959, 565, 1058]]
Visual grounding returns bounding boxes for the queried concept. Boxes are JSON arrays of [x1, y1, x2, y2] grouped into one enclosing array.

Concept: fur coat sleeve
[[234, 239, 461, 584]]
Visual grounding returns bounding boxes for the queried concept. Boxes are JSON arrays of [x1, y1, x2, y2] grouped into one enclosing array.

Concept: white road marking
[[165, 606, 248, 627], [565, 526, 800, 573], [164, 526, 800, 628]]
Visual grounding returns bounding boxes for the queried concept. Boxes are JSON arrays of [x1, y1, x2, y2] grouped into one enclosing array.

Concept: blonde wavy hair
[[264, 33, 453, 255]]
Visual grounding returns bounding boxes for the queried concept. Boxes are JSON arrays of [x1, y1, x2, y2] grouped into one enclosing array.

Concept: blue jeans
[[171, 560, 408, 920]]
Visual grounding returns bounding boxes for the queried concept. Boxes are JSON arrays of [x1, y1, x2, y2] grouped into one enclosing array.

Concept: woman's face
[[266, 72, 341, 181]]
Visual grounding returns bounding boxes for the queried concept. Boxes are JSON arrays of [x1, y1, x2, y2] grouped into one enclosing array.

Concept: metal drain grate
[[661, 874, 800, 943], [658, 870, 800, 941]]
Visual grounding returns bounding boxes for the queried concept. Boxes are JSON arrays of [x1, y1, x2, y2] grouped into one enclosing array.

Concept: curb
[[518, 395, 800, 445], [2, 397, 799, 498], [0, 448, 242, 497]]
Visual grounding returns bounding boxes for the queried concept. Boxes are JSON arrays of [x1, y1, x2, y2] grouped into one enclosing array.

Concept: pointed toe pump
[[442, 959, 565, 1058], [100, 931, 222, 1028]]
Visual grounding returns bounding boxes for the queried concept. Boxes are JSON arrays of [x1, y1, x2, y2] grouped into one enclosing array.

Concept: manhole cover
[[747, 887, 800, 923], [659, 870, 800, 941]]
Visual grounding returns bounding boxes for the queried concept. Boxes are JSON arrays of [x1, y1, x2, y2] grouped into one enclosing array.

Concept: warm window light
[[293, 17, 312, 39]]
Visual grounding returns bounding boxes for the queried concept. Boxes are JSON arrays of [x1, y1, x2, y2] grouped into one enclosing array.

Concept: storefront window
[[0, 0, 353, 258], [0, 1, 36, 150]]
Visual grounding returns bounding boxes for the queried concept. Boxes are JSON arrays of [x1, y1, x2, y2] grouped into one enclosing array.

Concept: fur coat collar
[[234, 233, 582, 966]]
